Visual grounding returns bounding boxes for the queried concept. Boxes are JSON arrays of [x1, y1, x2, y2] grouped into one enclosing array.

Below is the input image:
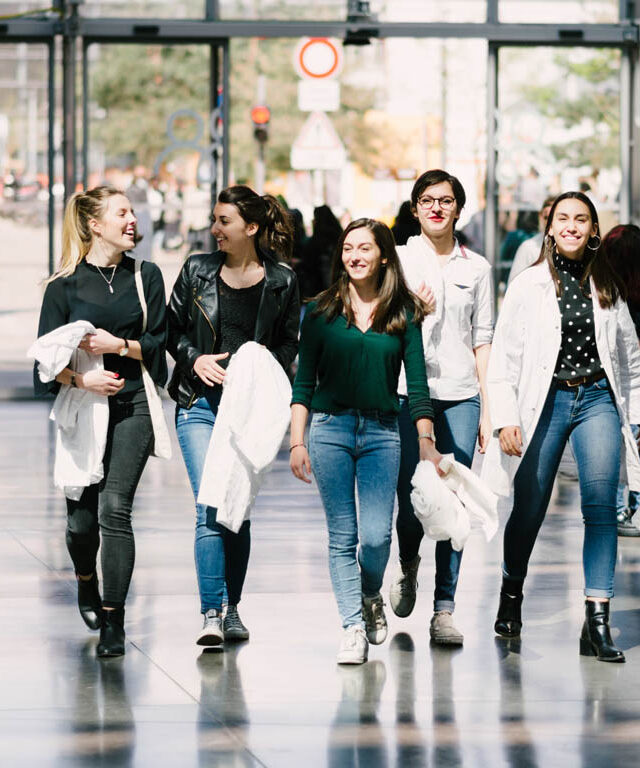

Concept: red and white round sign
[[294, 37, 343, 80]]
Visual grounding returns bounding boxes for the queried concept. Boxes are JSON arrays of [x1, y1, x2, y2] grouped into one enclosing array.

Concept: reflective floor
[[2, 402, 640, 767]]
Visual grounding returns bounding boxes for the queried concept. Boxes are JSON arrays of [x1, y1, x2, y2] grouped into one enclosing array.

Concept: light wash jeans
[[396, 394, 481, 613], [504, 378, 621, 598], [175, 391, 250, 614], [309, 410, 401, 629]]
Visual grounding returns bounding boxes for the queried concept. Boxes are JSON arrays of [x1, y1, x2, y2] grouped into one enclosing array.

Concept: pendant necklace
[[95, 264, 117, 294]]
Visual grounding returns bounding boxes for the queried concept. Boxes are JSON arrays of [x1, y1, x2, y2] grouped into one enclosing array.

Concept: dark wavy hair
[[534, 191, 623, 309], [217, 185, 294, 261], [311, 218, 428, 335], [602, 224, 640, 307]]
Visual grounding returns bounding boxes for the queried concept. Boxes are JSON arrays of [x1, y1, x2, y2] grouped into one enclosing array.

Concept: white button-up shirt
[[398, 236, 494, 401]]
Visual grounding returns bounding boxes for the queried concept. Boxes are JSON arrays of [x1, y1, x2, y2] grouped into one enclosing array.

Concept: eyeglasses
[[416, 196, 456, 210]]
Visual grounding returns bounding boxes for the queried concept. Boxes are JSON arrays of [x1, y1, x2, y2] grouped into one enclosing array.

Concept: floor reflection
[[389, 633, 427, 766], [430, 642, 463, 767], [328, 660, 389, 767], [196, 645, 253, 767], [61, 642, 135, 767], [495, 637, 539, 768]]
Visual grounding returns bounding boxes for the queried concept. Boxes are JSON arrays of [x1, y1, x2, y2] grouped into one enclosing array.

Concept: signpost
[[290, 111, 346, 171]]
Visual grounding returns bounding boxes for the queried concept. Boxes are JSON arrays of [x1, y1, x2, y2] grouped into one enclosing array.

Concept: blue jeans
[[175, 391, 251, 614], [616, 424, 640, 515], [396, 395, 481, 613], [504, 379, 621, 598], [309, 410, 401, 629]]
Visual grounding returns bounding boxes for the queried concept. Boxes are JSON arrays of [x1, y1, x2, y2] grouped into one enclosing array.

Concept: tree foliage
[[517, 50, 620, 169]]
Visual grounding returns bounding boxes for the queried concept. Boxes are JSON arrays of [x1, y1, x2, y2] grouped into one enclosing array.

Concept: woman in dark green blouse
[[290, 218, 442, 665]]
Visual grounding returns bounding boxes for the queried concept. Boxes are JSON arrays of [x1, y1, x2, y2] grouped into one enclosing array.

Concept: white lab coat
[[28, 320, 110, 500], [197, 342, 292, 533], [480, 262, 640, 498], [410, 454, 499, 551]]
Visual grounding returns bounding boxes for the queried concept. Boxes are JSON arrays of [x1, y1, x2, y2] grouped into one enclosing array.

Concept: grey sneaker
[[362, 593, 388, 645], [223, 605, 250, 641], [337, 625, 369, 665], [389, 555, 421, 617], [429, 611, 464, 646], [197, 609, 224, 646], [617, 508, 640, 537]]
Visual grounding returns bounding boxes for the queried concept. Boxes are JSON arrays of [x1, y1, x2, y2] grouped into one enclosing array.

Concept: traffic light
[[251, 105, 270, 144]]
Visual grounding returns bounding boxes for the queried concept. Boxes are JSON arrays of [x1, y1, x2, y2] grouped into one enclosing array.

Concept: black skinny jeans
[[65, 388, 154, 608]]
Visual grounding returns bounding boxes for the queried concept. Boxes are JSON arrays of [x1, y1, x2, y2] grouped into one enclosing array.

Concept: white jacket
[[410, 454, 499, 551], [197, 342, 292, 533], [480, 262, 640, 497], [28, 320, 110, 500]]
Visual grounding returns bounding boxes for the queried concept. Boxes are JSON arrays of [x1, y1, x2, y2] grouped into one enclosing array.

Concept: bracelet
[[70, 373, 77, 388], [289, 443, 306, 452], [417, 432, 435, 442]]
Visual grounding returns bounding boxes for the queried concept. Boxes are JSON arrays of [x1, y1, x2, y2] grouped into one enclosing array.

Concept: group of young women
[[36, 172, 640, 666]]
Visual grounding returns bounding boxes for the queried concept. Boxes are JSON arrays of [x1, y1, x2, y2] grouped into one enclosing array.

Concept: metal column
[[47, 40, 56, 275], [620, 49, 633, 223], [62, 1, 80, 202], [485, 42, 499, 280]]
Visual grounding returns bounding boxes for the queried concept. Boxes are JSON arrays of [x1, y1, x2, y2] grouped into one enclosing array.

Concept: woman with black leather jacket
[[167, 185, 299, 648]]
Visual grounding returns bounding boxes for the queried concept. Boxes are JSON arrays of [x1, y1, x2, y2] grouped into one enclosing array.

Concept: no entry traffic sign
[[294, 37, 343, 80]]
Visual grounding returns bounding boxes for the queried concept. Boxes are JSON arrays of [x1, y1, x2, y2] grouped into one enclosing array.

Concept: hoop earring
[[587, 234, 601, 251]]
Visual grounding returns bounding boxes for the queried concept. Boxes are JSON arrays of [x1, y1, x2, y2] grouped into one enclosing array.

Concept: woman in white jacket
[[481, 191, 640, 663]]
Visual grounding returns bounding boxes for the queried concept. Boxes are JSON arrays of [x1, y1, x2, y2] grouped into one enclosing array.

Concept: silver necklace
[[95, 264, 117, 294]]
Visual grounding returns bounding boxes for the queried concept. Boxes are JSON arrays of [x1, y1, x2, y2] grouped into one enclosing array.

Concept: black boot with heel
[[494, 577, 524, 638], [77, 573, 102, 630], [97, 607, 126, 658], [579, 600, 625, 663]]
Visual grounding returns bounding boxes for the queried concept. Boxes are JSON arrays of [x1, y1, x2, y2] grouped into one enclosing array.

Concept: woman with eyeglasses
[[481, 192, 640, 662], [389, 169, 494, 647]]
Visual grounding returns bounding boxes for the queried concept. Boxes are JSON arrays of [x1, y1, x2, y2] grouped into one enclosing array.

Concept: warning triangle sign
[[291, 111, 347, 171]]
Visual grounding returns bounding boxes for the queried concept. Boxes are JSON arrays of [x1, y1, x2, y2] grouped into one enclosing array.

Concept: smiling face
[[341, 226, 384, 288], [413, 180, 459, 240], [89, 193, 137, 252], [548, 198, 597, 260], [211, 202, 258, 253]]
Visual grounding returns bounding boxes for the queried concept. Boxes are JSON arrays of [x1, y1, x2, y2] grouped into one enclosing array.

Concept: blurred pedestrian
[[299, 205, 343, 299], [508, 195, 555, 284], [391, 200, 420, 246]]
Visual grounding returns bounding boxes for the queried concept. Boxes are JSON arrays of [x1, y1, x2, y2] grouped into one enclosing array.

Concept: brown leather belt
[[555, 372, 607, 389]]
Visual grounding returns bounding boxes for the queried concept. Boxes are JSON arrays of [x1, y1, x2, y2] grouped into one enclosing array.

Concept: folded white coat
[[27, 320, 110, 500], [410, 454, 498, 552], [197, 341, 292, 533]]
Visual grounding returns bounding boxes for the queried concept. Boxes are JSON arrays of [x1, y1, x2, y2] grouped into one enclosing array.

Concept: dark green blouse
[[291, 302, 433, 421]]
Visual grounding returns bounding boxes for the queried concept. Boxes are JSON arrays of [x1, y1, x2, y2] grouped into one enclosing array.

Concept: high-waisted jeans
[[309, 410, 401, 629], [396, 394, 480, 613], [65, 388, 154, 608], [504, 378, 621, 598], [175, 391, 250, 614]]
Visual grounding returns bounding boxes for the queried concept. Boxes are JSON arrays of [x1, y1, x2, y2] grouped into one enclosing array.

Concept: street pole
[[254, 74, 266, 193]]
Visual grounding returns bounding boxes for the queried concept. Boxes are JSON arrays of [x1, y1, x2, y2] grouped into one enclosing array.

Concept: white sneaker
[[362, 593, 388, 645], [223, 605, 250, 641], [337, 625, 369, 665], [197, 609, 224, 646], [389, 555, 421, 617], [429, 611, 464, 646]]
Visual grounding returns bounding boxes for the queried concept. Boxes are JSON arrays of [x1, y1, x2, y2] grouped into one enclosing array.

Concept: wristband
[[289, 443, 306, 452], [418, 432, 435, 442], [70, 373, 77, 388]]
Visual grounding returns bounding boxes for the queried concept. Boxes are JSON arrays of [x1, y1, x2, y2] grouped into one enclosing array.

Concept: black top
[[553, 251, 603, 382], [214, 274, 265, 372], [35, 256, 168, 396]]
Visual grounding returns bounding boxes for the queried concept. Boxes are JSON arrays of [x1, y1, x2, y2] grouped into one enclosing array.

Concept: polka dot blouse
[[553, 251, 603, 382]]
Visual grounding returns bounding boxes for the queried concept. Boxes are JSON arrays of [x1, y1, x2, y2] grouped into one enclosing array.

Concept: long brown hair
[[311, 218, 427, 334], [534, 191, 622, 309], [218, 185, 294, 261], [46, 185, 126, 283], [602, 224, 640, 307]]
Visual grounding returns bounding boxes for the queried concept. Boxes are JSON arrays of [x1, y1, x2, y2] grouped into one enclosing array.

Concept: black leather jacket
[[167, 250, 300, 409]]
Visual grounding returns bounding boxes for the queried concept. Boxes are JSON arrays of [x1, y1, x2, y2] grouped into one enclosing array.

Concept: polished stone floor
[[2, 402, 640, 767]]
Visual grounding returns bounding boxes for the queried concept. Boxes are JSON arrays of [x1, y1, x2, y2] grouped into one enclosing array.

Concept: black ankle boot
[[494, 579, 524, 638], [579, 600, 625, 663], [77, 573, 102, 630], [97, 607, 126, 658]]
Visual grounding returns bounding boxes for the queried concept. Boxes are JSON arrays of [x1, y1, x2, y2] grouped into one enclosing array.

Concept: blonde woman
[[35, 186, 168, 657]]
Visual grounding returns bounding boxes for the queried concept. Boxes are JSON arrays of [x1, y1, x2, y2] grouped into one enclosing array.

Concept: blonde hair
[[46, 185, 124, 283]]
